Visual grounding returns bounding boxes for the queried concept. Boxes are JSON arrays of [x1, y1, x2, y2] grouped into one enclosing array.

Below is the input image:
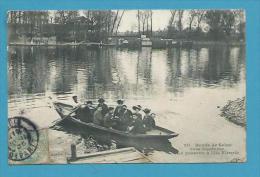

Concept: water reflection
[[9, 45, 245, 100]]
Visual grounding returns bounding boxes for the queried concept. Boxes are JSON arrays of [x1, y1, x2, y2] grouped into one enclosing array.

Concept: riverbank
[[220, 97, 246, 127], [8, 42, 116, 47], [8, 39, 245, 49]]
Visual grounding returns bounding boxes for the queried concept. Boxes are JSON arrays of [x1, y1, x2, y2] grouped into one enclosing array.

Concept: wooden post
[[70, 144, 77, 160]]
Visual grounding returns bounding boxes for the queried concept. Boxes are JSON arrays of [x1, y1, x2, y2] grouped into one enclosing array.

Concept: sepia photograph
[[8, 9, 246, 164]]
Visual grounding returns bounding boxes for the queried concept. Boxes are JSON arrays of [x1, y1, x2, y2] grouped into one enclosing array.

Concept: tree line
[[167, 10, 245, 40], [8, 10, 245, 43], [8, 10, 125, 42]]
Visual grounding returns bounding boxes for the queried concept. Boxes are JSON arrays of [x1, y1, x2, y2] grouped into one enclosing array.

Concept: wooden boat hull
[[52, 101, 178, 144]]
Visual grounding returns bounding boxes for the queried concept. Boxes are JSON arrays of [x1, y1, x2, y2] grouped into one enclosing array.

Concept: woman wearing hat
[[143, 108, 156, 130], [132, 105, 142, 119]]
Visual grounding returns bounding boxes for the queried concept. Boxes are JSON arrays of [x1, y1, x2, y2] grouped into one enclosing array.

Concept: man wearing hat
[[121, 105, 133, 131], [78, 101, 94, 123], [114, 99, 124, 118], [72, 95, 81, 107], [71, 95, 82, 119], [129, 105, 145, 133], [143, 108, 156, 130], [104, 107, 116, 128], [96, 98, 109, 116]]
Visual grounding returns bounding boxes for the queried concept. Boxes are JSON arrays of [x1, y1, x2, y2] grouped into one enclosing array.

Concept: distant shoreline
[[8, 40, 245, 48], [8, 42, 116, 47]]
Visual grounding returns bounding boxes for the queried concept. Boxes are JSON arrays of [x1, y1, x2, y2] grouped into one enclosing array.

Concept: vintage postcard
[[8, 10, 246, 164]]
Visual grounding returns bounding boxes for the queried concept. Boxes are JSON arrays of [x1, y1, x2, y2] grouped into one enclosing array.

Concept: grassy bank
[[220, 97, 246, 127]]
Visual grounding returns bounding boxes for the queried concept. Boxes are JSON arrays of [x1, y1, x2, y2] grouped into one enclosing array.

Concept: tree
[[8, 11, 18, 24], [115, 10, 125, 35], [111, 10, 119, 35], [188, 10, 197, 31], [221, 11, 237, 36], [54, 11, 79, 24], [169, 10, 177, 27], [235, 10, 245, 40], [150, 10, 153, 37], [204, 10, 224, 39], [137, 10, 141, 36], [168, 10, 184, 34], [137, 10, 152, 36], [145, 11, 150, 36], [195, 10, 206, 31], [139, 11, 146, 35], [177, 10, 184, 32], [205, 10, 238, 39], [82, 10, 124, 41], [167, 10, 177, 38]]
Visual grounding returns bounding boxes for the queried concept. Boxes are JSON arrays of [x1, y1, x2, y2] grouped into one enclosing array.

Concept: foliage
[[7, 10, 245, 43], [166, 10, 244, 41]]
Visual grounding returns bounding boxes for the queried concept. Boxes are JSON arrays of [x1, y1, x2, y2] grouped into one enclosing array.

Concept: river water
[[8, 45, 246, 163]]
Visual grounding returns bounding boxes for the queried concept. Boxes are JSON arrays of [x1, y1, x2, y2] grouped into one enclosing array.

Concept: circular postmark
[[8, 116, 39, 161]]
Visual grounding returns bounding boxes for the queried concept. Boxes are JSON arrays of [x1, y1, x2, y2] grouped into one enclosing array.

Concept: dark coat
[[114, 105, 122, 117], [132, 112, 142, 120], [104, 112, 115, 128], [143, 114, 155, 130], [93, 110, 103, 125], [122, 109, 133, 126], [78, 105, 94, 123], [131, 117, 145, 134], [97, 103, 109, 116]]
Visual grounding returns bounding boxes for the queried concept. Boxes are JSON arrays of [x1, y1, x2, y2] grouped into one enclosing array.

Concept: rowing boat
[[52, 101, 178, 144]]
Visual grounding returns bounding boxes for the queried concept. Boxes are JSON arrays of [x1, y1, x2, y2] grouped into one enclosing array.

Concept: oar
[[49, 105, 81, 128], [62, 105, 81, 119]]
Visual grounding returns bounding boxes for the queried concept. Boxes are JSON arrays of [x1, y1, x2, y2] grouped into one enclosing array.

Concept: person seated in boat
[[143, 108, 156, 130], [120, 105, 133, 131], [132, 105, 142, 120], [72, 95, 81, 108], [93, 106, 104, 126], [127, 105, 145, 134], [71, 95, 82, 119], [151, 113, 156, 123], [86, 101, 95, 121], [78, 101, 95, 123], [114, 99, 124, 117], [104, 107, 117, 128], [128, 114, 145, 134], [96, 98, 109, 117]]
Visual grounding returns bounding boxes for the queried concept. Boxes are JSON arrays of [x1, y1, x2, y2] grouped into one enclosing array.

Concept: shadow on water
[[51, 120, 179, 155]]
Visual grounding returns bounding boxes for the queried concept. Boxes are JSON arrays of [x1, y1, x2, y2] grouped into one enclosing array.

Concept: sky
[[116, 10, 172, 32]]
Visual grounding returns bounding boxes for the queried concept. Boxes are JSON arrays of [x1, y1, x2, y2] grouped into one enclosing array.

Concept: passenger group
[[72, 96, 156, 134]]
